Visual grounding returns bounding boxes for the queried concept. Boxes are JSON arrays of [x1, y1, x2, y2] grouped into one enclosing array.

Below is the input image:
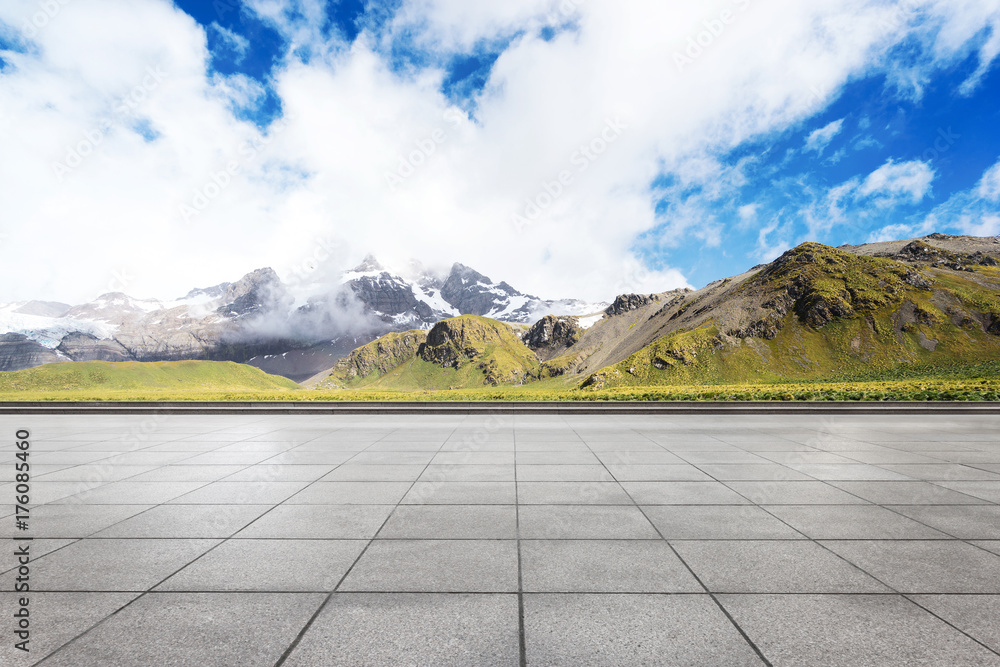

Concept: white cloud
[[858, 159, 936, 204], [1, 0, 999, 305], [867, 157, 1000, 240], [210, 22, 251, 62], [978, 158, 1000, 201], [804, 118, 844, 155]]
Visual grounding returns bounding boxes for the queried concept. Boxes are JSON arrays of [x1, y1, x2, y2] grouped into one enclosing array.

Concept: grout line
[[272, 421, 458, 667], [575, 420, 776, 667]]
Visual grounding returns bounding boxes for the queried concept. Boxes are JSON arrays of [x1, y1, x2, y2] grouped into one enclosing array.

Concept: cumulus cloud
[[867, 156, 1000, 240], [979, 158, 1000, 201], [804, 118, 844, 155], [0, 0, 999, 307], [858, 159, 936, 204]]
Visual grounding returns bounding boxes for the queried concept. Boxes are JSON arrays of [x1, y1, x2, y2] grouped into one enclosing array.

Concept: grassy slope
[[583, 244, 1000, 389], [0, 360, 301, 400], [320, 315, 541, 391], [322, 330, 427, 388]]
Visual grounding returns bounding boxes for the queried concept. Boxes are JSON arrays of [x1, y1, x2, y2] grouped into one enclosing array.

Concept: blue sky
[[1, 0, 999, 302]]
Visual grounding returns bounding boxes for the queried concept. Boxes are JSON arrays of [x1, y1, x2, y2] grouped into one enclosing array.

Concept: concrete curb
[[0, 401, 998, 415]]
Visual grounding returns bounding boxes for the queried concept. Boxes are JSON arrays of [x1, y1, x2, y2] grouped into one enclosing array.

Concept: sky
[[0, 0, 999, 304]]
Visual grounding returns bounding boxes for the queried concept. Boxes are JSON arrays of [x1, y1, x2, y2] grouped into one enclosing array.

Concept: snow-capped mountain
[[0, 256, 608, 380], [340, 255, 605, 327]]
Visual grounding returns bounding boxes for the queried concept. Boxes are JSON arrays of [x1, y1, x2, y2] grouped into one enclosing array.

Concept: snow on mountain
[[0, 254, 611, 376], [0, 302, 118, 349]]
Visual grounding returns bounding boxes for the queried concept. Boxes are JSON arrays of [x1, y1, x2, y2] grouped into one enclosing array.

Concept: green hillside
[[583, 243, 1000, 389], [0, 360, 301, 399], [318, 315, 541, 391]]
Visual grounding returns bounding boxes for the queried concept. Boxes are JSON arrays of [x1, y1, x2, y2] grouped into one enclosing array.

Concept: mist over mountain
[[0, 254, 607, 382]]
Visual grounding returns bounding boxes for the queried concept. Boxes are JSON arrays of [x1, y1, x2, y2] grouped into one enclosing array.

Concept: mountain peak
[[352, 254, 384, 273]]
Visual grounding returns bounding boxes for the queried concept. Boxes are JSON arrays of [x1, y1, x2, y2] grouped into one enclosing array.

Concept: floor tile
[[720, 594, 1000, 667], [282, 593, 520, 667], [523, 594, 764, 666]]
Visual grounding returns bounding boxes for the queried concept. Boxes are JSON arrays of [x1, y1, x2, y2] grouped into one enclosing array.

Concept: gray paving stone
[[11, 538, 218, 591], [672, 541, 890, 593], [0, 592, 140, 667], [724, 481, 871, 505], [377, 505, 518, 539], [283, 593, 520, 666], [34, 465, 159, 482], [219, 464, 336, 482], [262, 451, 356, 464], [125, 464, 248, 482], [0, 504, 152, 539], [234, 505, 394, 539], [430, 451, 514, 464], [822, 540, 1000, 593], [516, 464, 615, 481], [285, 481, 412, 504], [157, 539, 367, 591], [827, 480, 988, 504], [40, 593, 324, 667], [677, 450, 770, 464], [756, 451, 859, 464], [402, 481, 516, 504], [605, 464, 714, 481], [523, 594, 764, 666], [786, 463, 913, 481], [695, 464, 815, 481], [517, 481, 632, 504], [418, 463, 515, 481], [0, 539, 77, 573], [167, 481, 309, 504], [764, 505, 951, 540], [644, 505, 805, 540], [93, 504, 273, 538], [13, 480, 108, 505], [933, 481, 1000, 503], [174, 452, 276, 465], [720, 594, 1000, 667], [879, 464, 1000, 481], [57, 481, 206, 505], [321, 464, 427, 481], [348, 451, 436, 465], [621, 481, 752, 505], [594, 450, 686, 465], [887, 505, 1000, 539], [910, 595, 1000, 653], [972, 541, 1000, 556], [340, 540, 518, 592], [521, 540, 702, 592], [519, 505, 660, 539]]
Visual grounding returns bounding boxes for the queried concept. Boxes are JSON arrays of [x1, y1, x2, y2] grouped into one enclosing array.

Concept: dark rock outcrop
[[0, 333, 66, 371], [56, 332, 132, 362], [347, 273, 435, 321], [217, 268, 291, 318], [605, 294, 657, 316], [522, 315, 582, 360], [440, 264, 533, 317]]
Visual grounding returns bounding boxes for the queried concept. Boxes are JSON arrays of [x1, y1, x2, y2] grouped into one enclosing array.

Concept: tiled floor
[[1, 412, 1000, 666]]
